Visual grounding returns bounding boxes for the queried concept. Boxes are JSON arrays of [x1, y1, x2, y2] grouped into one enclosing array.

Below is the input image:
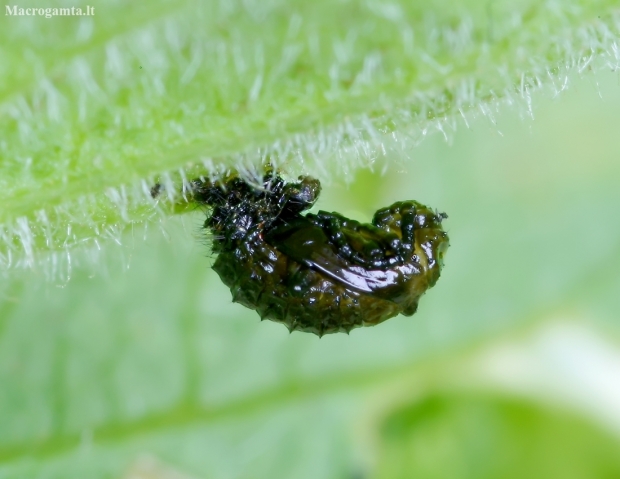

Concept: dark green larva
[[191, 169, 449, 336]]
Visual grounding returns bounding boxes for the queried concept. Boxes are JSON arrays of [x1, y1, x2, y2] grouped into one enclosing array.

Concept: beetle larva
[[190, 168, 449, 336]]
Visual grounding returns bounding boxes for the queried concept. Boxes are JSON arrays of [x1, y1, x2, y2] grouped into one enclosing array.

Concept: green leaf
[[374, 392, 620, 479], [0, 0, 619, 266]]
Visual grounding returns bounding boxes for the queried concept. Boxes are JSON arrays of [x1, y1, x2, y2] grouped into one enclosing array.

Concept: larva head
[[281, 175, 322, 216]]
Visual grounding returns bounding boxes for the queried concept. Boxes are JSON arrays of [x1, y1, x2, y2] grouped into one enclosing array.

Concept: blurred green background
[[2, 68, 620, 478]]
